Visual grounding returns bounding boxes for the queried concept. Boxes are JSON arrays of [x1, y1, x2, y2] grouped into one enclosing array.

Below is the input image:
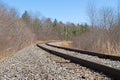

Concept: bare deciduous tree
[[87, 1, 97, 27]]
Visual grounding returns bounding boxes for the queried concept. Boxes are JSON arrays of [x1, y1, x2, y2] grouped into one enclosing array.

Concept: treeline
[[21, 11, 88, 40]]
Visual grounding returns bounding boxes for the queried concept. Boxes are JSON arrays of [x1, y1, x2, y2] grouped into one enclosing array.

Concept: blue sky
[[1, 0, 119, 24]]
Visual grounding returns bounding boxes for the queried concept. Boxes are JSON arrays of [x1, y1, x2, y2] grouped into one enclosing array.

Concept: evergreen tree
[[53, 19, 57, 27], [22, 11, 31, 23]]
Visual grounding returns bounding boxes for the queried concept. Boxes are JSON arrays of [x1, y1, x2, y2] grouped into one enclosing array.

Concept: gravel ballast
[[0, 44, 111, 80]]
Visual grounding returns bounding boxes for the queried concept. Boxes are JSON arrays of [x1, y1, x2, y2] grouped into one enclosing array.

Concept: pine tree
[[22, 11, 31, 23]]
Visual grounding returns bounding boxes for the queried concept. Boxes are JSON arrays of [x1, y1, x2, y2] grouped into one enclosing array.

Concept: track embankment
[[0, 44, 111, 80]]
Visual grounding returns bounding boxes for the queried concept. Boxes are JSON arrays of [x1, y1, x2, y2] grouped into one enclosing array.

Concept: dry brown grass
[[0, 52, 14, 63], [57, 41, 73, 48], [72, 27, 120, 57], [36, 40, 61, 44], [0, 42, 33, 63]]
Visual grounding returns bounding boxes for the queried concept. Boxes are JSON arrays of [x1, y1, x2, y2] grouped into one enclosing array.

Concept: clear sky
[[1, 0, 119, 24]]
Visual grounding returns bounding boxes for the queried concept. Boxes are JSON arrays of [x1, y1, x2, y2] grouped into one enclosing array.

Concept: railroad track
[[37, 43, 120, 80], [46, 43, 120, 61]]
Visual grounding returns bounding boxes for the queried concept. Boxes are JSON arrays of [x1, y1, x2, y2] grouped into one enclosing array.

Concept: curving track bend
[[37, 42, 120, 80]]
